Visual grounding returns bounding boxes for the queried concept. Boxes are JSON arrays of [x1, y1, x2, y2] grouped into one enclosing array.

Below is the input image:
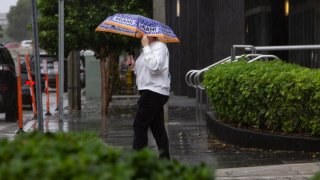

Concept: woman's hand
[[141, 35, 149, 47]]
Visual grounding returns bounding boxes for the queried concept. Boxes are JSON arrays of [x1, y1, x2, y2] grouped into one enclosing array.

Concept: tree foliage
[[37, 0, 152, 57], [5, 0, 32, 41], [37, 0, 152, 113], [0, 26, 3, 39]]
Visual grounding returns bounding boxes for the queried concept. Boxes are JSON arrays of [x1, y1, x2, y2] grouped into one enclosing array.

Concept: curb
[[206, 111, 320, 152], [216, 162, 320, 180]]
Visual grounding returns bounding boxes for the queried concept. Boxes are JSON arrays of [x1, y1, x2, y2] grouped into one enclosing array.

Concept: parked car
[[19, 40, 33, 49], [30, 55, 67, 92], [4, 42, 20, 49], [19, 40, 33, 55], [4, 42, 20, 59], [21, 72, 36, 108], [0, 43, 17, 122], [19, 54, 45, 91], [18, 55, 40, 108], [80, 55, 86, 88]]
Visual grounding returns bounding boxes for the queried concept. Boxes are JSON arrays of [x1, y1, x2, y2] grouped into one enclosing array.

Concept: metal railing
[[185, 56, 234, 121], [185, 49, 283, 121], [231, 44, 320, 61], [187, 44, 320, 121]]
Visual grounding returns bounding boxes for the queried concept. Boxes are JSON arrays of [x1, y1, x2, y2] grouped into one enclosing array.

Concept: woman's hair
[[148, 36, 158, 42]]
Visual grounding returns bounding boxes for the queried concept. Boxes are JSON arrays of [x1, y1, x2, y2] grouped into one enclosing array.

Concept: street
[[0, 90, 66, 138]]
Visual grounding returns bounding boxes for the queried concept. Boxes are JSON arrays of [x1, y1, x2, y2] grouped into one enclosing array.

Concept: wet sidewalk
[[11, 95, 320, 179]]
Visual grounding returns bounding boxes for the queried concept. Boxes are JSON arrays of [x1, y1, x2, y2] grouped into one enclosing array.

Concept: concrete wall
[[85, 54, 101, 99], [153, 0, 166, 23]]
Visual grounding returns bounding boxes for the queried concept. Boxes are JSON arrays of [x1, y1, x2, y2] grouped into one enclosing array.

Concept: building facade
[[289, 0, 320, 68], [164, 0, 320, 96], [165, 0, 245, 96], [0, 13, 8, 29]]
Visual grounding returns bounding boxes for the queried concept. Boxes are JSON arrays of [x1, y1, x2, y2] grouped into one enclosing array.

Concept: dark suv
[[0, 44, 17, 121]]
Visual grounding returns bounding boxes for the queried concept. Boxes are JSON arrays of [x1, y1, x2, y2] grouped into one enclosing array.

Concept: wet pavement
[[1, 93, 320, 179]]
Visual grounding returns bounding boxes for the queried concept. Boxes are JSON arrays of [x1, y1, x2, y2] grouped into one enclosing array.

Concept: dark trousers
[[133, 90, 170, 159]]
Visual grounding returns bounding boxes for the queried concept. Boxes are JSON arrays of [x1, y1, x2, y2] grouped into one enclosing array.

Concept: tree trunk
[[100, 50, 117, 114], [108, 53, 115, 103], [67, 51, 74, 111], [68, 50, 81, 112], [105, 57, 110, 112], [100, 57, 107, 114], [99, 45, 107, 114]]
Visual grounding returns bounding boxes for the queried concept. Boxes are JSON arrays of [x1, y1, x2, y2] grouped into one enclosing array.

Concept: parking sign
[[42, 59, 47, 74], [54, 61, 59, 74]]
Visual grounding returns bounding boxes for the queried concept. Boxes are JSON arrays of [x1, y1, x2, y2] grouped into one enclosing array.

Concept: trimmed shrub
[[203, 60, 320, 135], [311, 171, 320, 180], [0, 131, 214, 180]]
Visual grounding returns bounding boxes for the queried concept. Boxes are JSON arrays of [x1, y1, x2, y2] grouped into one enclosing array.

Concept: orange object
[[25, 53, 37, 118], [16, 56, 23, 129]]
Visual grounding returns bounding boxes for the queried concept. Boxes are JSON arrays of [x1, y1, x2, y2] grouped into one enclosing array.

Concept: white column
[[153, 0, 168, 122], [153, 0, 166, 23]]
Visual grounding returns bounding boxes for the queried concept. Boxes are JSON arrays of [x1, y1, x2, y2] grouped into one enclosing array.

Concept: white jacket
[[133, 41, 171, 96]]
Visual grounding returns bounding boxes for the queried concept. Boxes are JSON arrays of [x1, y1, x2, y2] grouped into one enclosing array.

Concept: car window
[[5, 50, 15, 67], [31, 55, 57, 63], [0, 48, 14, 66], [19, 56, 27, 73], [29, 55, 57, 73], [0, 47, 15, 75], [40, 57, 56, 63]]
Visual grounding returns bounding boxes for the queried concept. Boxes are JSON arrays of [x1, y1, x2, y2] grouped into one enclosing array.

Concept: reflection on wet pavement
[[169, 107, 320, 168], [59, 104, 320, 169]]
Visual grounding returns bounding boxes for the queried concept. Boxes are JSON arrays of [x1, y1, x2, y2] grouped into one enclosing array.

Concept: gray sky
[[0, 0, 18, 13]]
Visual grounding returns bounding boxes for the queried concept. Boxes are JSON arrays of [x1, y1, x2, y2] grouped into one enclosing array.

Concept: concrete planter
[[206, 111, 320, 152]]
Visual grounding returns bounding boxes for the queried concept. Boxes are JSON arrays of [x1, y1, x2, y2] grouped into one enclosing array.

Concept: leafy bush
[[311, 171, 320, 180], [203, 60, 320, 135], [0, 131, 214, 180]]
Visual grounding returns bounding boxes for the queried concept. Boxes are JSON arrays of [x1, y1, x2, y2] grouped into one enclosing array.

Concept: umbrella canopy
[[95, 13, 179, 43], [95, 23, 140, 38]]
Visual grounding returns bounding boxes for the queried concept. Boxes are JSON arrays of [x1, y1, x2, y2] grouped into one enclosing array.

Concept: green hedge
[[311, 171, 320, 180], [203, 60, 320, 135], [0, 131, 213, 180]]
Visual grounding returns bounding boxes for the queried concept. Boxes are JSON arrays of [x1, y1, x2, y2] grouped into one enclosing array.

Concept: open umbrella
[[95, 23, 140, 38], [95, 13, 179, 43]]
